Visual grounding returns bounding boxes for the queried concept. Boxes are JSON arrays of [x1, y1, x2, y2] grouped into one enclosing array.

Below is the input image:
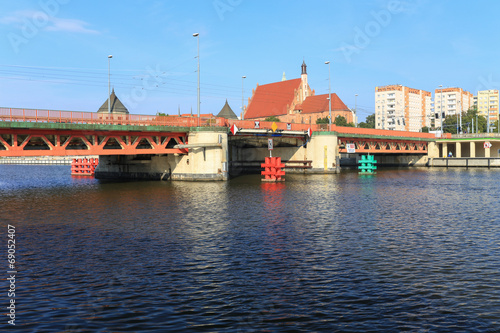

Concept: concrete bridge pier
[[228, 132, 339, 175], [309, 133, 339, 173], [95, 130, 229, 181]]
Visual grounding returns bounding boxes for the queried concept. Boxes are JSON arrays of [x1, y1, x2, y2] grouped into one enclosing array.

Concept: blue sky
[[1, 0, 500, 121]]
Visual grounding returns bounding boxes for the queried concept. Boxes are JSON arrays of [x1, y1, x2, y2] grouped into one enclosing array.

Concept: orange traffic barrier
[[71, 158, 99, 176], [261, 157, 285, 182]]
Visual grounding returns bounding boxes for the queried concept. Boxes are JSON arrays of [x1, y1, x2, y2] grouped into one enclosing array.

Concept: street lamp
[[108, 55, 112, 114], [241, 76, 246, 120], [439, 85, 443, 135], [354, 94, 358, 127], [193, 33, 200, 125], [458, 100, 462, 134], [487, 100, 491, 133], [325, 61, 331, 129]]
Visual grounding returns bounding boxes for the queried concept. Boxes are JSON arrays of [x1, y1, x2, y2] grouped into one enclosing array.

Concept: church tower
[[300, 60, 308, 102]]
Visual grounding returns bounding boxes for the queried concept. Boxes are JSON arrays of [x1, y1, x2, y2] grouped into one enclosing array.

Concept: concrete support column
[[485, 144, 491, 158], [427, 141, 439, 158], [309, 133, 338, 173], [455, 142, 461, 158], [470, 142, 476, 158], [174, 131, 228, 180], [442, 143, 448, 158]]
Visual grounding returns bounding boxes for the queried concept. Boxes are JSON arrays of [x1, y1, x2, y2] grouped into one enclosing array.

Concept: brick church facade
[[243, 61, 353, 125]]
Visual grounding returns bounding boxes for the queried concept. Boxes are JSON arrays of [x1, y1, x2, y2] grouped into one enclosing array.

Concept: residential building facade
[[375, 85, 432, 132], [434, 87, 473, 128], [476, 89, 499, 123]]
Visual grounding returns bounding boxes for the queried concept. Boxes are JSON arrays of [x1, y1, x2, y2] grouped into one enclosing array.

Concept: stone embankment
[[0, 156, 97, 165]]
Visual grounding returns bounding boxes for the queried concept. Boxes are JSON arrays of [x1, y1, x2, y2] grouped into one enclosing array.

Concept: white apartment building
[[434, 87, 473, 128], [476, 89, 499, 123], [375, 85, 432, 132]]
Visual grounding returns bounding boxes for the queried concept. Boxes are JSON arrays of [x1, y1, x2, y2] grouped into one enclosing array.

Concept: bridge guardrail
[[0, 107, 226, 128], [0, 107, 437, 140], [452, 133, 500, 139]]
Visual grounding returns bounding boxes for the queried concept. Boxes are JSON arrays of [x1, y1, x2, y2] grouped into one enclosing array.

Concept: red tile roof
[[295, 93, 349, 113], [244, 78, 301, 119]]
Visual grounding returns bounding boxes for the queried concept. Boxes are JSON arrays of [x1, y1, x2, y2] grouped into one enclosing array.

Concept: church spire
[[301, 60, 307, 75], [282, 71, 286, 81], [300, 60, 308, 102]]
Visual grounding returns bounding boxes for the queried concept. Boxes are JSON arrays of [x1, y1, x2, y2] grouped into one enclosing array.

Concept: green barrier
[[358, 154, 377, 175]]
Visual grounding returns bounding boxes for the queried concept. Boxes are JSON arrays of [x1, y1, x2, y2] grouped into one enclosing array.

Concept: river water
[[1, 165, 499, 332]]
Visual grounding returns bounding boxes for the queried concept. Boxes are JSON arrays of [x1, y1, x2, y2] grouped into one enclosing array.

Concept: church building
[[243, 61, 353, 125]]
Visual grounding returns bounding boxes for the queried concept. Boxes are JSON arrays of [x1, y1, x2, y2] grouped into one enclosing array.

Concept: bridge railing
[[452, 133, 500, 139], [0, 107, 227, 128], [0, 107, 440, 140], [324, 125, 439, 139], [227, 119, 438, 139], [227, 120, 313, 132]]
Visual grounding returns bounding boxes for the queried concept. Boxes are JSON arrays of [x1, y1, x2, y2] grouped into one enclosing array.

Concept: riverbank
[[429, 157, 500, 167], [0, 156, 97, 165]]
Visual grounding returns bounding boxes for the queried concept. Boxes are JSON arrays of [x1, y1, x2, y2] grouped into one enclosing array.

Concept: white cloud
[[0, 10, 35, 26], [0, 10, 99, 34], [46, 17, 99, 34]]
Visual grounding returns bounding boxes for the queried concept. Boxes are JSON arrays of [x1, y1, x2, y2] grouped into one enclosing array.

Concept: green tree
[[357, 113, 375, 128], [316, 117, 329, 124], [462, 107, 487, 133], [442, 114, 459, 134], [264, 116, 281, 122], [442, 107, 487, 133], [333, 115, 355, 127]]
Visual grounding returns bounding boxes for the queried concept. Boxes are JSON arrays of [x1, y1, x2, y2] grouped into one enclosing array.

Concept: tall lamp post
[[242, 76, 246, 120], [439, 85, 443, 135], [354, 93, 358, 127], [108, 55, 113, 114], [458, 100, 462, 134], [193, 33, 200, 125], [487, 101, 491, 133], [325, 61, 331, 130]]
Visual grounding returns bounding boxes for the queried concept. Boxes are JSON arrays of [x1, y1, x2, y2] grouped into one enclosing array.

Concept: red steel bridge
[[0, 107, 438, 157]]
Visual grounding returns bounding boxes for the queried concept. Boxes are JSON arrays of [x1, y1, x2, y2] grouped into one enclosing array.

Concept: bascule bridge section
[[0, 107, 230, 181], [1, 107, 439, 180]]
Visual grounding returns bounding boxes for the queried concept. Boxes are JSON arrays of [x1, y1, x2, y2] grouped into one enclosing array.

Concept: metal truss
[[338, 137, 428, 154], [0, 129, 188, 157]]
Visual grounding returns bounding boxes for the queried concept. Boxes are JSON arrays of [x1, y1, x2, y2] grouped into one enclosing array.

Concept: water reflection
[[1, 166, 499, 332]]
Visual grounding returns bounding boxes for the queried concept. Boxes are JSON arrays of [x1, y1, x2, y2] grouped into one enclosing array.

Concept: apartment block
[[476, 89, 499, 122], [434, 87, 473, 128], [375, 85, 432, 132]]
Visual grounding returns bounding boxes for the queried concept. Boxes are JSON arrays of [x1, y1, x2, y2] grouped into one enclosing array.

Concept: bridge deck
[[0, 107, 437, 157]]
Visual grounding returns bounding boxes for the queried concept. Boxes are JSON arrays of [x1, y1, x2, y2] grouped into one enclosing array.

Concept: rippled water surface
[[2, 165, 500, 332]]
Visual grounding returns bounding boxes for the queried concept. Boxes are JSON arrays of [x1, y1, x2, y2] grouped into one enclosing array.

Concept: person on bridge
[[448, 151, 453, 158]]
